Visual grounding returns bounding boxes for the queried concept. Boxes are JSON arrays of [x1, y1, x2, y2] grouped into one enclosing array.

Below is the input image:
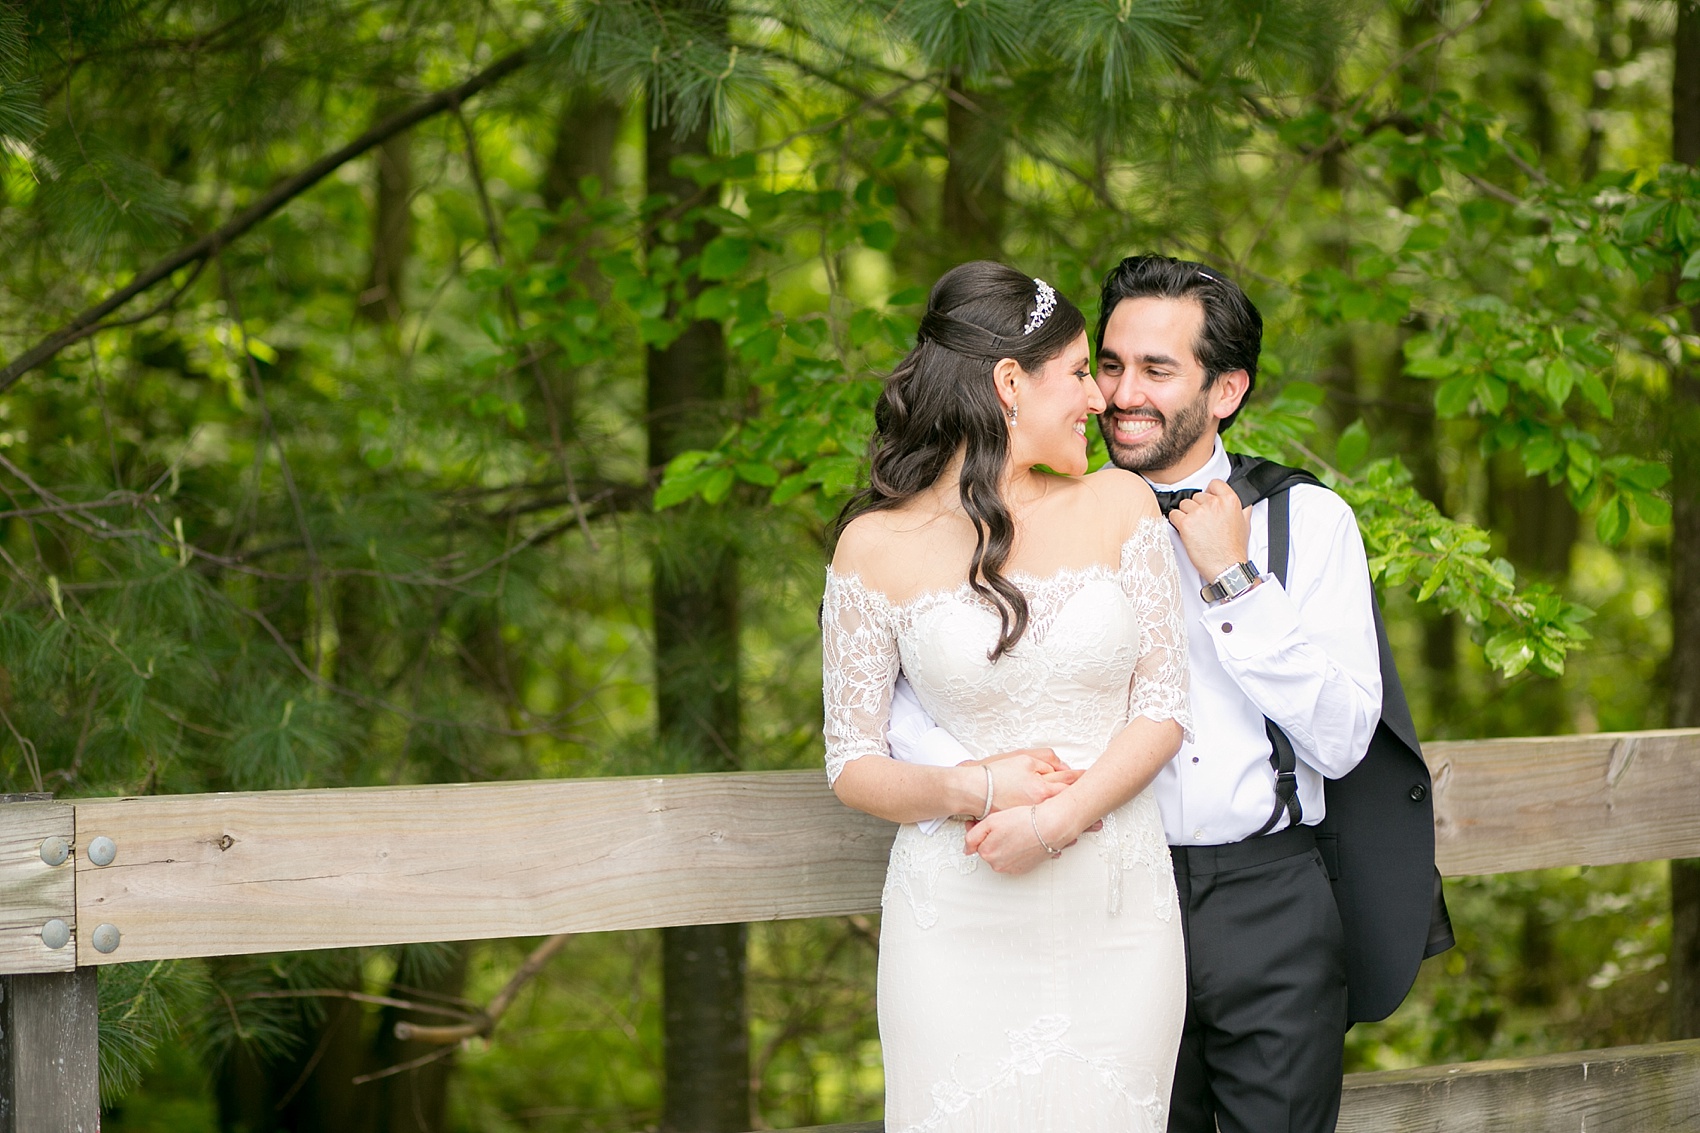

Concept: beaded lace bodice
[[822, 517, 1192, 787]]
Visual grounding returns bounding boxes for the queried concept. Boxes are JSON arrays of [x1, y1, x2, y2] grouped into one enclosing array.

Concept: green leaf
[[888, 286, 927, 307], [698, 235, 752, 281], [1435, 375, 1475, 417], [1682, 248, 1700, 280], [734, 462, 779, 487], [1565, 438, 1600, 478], [666, 451, 712, 476], [1628, 489, 1671, 527], [1619, 200, 1666, 244], [1335, 420, 1370, 470], [771, 472, 813, 505], [1607, 456, 1672, 490], [1416, 160, 1443, 195], [694, 285, 733, 320], [1544, 357, 1579, 407], [1403, 353, 1459, 378], [1402, 223, 1447, 252], [859, 221, 897, 251], [700, 467, 737, 504], [1484, 630, 1535, 677], [812, 455, 862, 498], [1522, 432, 1563, 475], [654, 459, 718, 510], [638, 317, 681, 347], [1580, 371, 1614, 417], [1595, 495, 1630, 545], [871, 132, 906, 169], [785, 318, 829, 349], [1458, 198, 1503, 229], [737, 326, 782, 365], [1673, 203, 1699, 245], [1477, 375, 1509, 415]]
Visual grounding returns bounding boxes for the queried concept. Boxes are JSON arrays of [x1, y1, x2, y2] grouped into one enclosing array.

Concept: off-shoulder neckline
[[825, 516, 1170, 614]]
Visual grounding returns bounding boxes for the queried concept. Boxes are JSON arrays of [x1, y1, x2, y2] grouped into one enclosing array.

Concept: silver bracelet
[[1030, 806, 1062, 857], [976, 765, 995, 822]]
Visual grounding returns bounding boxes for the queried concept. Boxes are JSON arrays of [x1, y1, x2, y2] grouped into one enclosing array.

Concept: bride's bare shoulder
[[831, 506, 932, 582], [1081, 466, 1160, 520]]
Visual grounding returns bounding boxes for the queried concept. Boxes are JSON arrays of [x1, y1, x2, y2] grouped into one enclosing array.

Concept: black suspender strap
[[1247, 485, 1303, 838]]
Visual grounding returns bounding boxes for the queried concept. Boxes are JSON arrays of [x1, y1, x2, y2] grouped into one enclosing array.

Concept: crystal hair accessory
[[1021, 278, 1056, 336]]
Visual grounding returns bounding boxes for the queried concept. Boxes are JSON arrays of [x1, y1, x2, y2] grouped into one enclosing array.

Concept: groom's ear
[[1209, 368, 1250, 423]]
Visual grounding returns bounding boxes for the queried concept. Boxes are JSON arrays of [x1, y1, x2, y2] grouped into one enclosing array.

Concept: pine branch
[[0, 45, 535, 395], [389, 933, 571, 1045]]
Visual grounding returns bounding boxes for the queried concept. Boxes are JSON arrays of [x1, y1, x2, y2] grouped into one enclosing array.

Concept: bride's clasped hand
[[958, 750, 1103, 875]]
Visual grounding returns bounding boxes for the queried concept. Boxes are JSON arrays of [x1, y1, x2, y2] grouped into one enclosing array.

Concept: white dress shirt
[[886, 438, 1383, 846]]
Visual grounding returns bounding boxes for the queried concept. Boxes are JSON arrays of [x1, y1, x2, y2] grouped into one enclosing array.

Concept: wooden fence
[[4, 729, 1700, 1131]]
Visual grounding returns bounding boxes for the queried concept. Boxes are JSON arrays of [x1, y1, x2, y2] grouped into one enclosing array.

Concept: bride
[[821, 261, 1192, 1132]]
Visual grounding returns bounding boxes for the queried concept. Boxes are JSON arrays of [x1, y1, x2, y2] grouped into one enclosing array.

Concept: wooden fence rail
[[792, 1040, 1700, 1133], [2, 728, 1699, 1130]]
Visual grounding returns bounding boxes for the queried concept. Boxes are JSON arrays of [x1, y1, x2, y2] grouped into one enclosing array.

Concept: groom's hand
[[1168, 478, 1251, 581]]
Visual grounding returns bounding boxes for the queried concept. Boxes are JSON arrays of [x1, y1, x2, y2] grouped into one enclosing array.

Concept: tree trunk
[[940, 72, 1005, 263], [543, 87, 623, 216], [1579, 0, 1621, 182], [218, 986, 371, 1133], [358, 95, 414, 325], [646, 12, 748, 1126], [1488, 455, 1578, 578], [366, 944, 470, 1133], [1486, 5, 1578, 591], [1388, 0, 1460, 730], [1668, 0, 1700, 1043]]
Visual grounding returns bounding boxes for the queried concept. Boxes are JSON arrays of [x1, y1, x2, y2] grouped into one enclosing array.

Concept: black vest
[[1225, 453, 1455, 1024]]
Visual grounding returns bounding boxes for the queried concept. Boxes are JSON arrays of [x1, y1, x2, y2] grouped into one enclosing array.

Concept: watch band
[[1200, 561, 1261, 604]]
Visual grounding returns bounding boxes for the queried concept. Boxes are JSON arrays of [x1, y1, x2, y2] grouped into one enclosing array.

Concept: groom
[[886, 254, 1451, 1133]]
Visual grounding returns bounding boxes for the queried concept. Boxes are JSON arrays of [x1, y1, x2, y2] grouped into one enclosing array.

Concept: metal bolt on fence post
[[41, 919, 69, 950], [90, 924, 120, 954], [87, 836, 116, 867], [39, 836, 69, 866]]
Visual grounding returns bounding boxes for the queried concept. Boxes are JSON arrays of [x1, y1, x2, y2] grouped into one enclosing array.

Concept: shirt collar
[[1145, 437, 1230, 493]]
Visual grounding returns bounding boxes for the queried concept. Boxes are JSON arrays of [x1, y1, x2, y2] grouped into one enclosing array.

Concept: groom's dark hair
[[1096, 255, 1262, 433]]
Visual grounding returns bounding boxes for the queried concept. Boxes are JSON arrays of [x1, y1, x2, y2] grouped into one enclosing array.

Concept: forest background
[[2, 0, 1698, 1130]]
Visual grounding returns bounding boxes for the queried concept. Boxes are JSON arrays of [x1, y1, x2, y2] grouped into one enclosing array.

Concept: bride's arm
[[820, 543, 1006, 823], [967, 508, 1193, 873]]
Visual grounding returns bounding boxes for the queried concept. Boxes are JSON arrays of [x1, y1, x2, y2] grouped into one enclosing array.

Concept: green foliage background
[[0, 0, 1691, 1129]]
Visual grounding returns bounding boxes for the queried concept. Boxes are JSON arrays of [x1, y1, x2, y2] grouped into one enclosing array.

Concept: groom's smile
[[1109, 411, 1164, 446]]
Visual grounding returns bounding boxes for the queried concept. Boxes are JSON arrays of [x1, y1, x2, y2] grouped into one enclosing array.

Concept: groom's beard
[[1099, 385, 1214, 476]]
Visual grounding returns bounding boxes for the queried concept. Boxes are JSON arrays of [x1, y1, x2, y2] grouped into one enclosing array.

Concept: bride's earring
[[1007, 402, 1018, 427]]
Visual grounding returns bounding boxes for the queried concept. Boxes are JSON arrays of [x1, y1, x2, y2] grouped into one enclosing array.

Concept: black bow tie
[[1152, 488, 1200, 517]]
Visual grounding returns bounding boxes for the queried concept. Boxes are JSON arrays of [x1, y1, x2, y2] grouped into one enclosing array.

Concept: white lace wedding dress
[[822, 518, 1192, 1133]]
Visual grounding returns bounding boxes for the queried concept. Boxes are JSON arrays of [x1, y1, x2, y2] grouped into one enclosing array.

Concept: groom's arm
[[1170, 480, 1382, 780], [886, 674, 977, 767], [888, 676, 1074, 782]]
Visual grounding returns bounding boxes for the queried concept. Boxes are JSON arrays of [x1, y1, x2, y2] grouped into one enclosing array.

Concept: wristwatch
[[1200, 561, 1261, 605]]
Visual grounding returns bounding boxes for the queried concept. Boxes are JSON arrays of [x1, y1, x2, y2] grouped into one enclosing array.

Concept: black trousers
[[1167, 824, 1348, 1133]]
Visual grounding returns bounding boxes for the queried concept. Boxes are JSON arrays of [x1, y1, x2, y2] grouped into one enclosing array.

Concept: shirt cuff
[[903, 725, 974, 769], [1198, 576, 1301, 661]]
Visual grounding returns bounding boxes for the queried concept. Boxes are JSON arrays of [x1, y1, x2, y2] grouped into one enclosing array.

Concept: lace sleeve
[[821, 569, 902, 786], [1119, 519, 1194, 742]]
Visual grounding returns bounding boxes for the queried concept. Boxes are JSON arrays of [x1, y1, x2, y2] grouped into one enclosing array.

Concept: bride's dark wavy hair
[[834, 260, 1086, 662]]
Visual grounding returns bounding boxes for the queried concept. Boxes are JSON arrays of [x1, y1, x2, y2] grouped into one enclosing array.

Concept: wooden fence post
[[0, 969, 100, 1132], [0, 794, 98, 1132]]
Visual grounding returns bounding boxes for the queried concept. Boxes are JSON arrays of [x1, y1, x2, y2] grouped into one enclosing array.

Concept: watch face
[[1204, 563, 1257, 603]]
